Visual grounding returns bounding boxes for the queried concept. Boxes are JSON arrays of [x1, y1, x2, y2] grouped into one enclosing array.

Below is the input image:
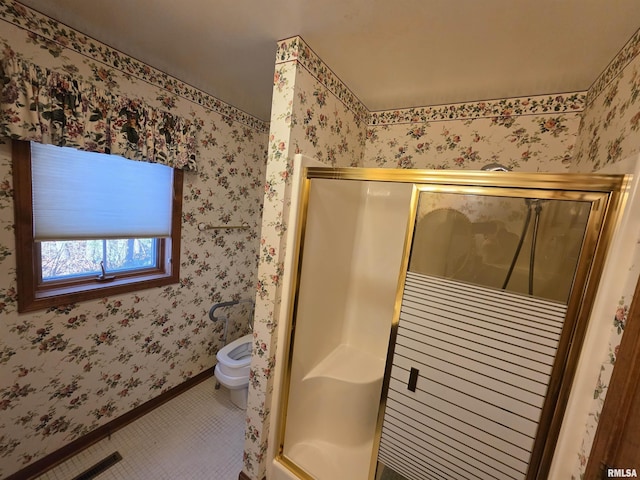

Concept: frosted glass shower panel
[[378, 273, 566, 480], [408, 192, 591, 303]]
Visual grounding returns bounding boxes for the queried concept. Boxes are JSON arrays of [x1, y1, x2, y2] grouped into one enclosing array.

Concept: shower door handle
[[408, 367, 419, 392]]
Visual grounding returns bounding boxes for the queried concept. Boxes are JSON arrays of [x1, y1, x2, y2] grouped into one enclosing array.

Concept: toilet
[[214, 333, 253, 408]]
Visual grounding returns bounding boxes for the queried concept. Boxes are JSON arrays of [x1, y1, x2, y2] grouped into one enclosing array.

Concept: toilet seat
[[214, 333, 253, 408], [215, 333, 253, 378]]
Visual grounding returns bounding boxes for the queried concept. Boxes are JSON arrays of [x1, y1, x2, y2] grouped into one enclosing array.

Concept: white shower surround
[[270, 157, 413, 479]]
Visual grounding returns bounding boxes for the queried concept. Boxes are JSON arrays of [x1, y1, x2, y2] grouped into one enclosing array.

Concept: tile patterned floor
[[37, 377, 246, 480]]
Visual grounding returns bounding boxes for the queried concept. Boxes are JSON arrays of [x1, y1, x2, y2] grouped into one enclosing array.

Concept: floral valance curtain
[[0, 54, 197, 170]]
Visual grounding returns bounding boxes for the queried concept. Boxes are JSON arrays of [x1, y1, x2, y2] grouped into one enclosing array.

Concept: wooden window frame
[[12, 140, 183, 313]]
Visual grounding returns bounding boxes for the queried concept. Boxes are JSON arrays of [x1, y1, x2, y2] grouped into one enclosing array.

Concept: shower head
[[481, 163, 511, 172]]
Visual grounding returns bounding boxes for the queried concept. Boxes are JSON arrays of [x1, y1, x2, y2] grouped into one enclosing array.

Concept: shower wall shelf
[[302, 345, 385, 383]]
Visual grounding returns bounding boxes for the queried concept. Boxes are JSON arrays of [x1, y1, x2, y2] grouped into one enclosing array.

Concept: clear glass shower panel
[[408, 192, 591, 303], [377, 188, 602, 480]]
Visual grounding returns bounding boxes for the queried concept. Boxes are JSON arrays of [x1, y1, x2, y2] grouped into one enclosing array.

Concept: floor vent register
[[71, 451, 123, 480]]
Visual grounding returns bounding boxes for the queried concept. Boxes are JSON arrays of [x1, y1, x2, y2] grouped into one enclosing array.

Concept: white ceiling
[[16, 0, 640, 122]]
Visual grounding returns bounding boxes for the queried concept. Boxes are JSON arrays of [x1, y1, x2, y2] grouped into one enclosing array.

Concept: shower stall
[[270, 166, 630, 480]]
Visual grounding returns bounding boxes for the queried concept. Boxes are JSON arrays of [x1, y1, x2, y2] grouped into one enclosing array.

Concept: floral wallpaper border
[[369, 92, 586, 125], [276, 36, 369, 125], [586, 28, 640, 108], [0, 0, 269, 133], [274, 37, 588, 129]]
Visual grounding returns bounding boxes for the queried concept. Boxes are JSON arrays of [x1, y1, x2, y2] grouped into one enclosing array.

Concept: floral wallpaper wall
[[0, 1, 267, 477], [2, 2, 634, 478], [569, 28, 640, 480], [243, 36, 368, 479], [364, 93, 585, 171]]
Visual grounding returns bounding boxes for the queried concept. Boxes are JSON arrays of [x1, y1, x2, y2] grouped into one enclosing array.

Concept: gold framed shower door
[[274, 167, 629, 480]]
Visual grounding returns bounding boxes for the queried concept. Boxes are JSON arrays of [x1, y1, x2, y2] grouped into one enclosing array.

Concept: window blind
[[31, 142, 174, 241]]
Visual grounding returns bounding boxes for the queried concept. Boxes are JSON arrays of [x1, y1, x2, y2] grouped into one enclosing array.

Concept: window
[[12, 140, 183, 312]]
